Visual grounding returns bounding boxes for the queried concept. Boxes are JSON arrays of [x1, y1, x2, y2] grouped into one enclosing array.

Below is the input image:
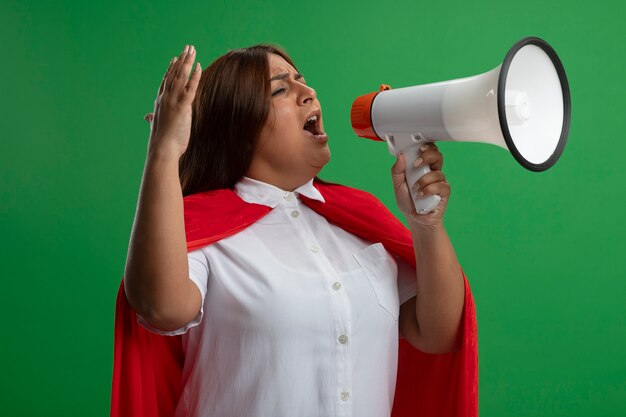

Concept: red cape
[[111, 180, 478, 417]]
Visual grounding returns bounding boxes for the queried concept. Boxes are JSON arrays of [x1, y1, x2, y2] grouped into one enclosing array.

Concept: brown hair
[[179, 44, 298, 196]]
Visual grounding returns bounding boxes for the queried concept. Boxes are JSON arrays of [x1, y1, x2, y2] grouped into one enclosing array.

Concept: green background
[[2, 0, 624, 415]]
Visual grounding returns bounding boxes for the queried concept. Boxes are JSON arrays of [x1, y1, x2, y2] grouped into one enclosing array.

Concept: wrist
[[408, 221, 449, 255], [147, 141, 184, 163], [406, 217, 446, 234]]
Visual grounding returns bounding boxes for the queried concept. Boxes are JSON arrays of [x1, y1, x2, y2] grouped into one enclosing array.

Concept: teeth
[[307, 115, 318, 123]]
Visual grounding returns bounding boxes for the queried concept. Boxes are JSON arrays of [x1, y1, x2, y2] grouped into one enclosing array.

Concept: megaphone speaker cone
[[498, 37, 571, 172]]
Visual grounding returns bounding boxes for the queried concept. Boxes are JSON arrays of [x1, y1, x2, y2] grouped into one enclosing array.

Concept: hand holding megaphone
[[351, 37, 571, 215], [400, 141, 443, 215], [392, 142, 450, 220]]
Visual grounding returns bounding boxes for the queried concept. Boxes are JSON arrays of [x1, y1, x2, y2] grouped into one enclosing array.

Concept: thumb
[[391, 152, 407, 188]]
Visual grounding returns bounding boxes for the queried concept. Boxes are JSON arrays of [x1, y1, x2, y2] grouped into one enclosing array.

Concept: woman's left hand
[[391, 143, 450, 228]]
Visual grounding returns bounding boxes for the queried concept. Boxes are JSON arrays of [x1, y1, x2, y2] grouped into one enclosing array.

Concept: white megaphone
[[351, 36, 571, 214]]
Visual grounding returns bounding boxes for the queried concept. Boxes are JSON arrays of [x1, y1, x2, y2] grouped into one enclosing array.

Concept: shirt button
[[338, 335, 349, 344], [290, 210, 300, 218], [340, 391, 350, 401], [284, 193, 294, 201], [309, 245, 320, 253], [332, 282, 342, 291]]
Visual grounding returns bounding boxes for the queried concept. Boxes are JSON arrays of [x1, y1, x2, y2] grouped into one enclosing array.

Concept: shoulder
[[182, 188, 272, 251], [183, 188, 239, 208]]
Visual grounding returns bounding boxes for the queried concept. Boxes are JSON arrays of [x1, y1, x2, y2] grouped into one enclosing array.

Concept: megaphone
[[350, 36, 571, 214]]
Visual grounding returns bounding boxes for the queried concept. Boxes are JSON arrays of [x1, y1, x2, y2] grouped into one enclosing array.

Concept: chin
[[313, 146, 331, 169]]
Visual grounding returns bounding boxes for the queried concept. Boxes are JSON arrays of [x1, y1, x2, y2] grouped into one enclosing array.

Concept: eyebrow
[[270, 72, 304, 81]]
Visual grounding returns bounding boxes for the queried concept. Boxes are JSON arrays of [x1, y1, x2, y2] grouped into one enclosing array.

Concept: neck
[[245, 167, 318, 192]]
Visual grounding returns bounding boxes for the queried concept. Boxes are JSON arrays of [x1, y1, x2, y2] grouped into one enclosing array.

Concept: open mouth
[[303, 114, 324, 136]]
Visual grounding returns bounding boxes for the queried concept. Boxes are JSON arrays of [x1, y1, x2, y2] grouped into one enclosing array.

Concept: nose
[[298, 83, 316, 105]]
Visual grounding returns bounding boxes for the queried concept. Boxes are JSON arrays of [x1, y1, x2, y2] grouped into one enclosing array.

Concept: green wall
[[2, 0, 624, 415]]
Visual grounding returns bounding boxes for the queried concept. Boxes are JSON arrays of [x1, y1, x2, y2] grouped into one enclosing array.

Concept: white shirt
[[139, 176, 417, 417]]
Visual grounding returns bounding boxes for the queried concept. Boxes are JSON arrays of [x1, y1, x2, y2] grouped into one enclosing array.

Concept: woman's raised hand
[[145, 44, 201, 158]]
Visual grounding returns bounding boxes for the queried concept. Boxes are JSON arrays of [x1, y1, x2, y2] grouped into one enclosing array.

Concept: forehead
[[268, 53, 296, 77]]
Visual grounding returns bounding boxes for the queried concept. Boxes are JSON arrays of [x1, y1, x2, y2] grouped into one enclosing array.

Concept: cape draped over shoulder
[[111, 180, 478, 417]]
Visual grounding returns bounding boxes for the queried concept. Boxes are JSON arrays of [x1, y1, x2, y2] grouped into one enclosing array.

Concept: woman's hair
[[179, 44, 298, 196]]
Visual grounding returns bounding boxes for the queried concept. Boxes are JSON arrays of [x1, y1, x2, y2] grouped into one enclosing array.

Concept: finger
[[170, 45, 190, 82], [181, 62, 202, 104], [414, 147, 444, 171], [161, 56, 179, 93], [391, 152, 408, 191], [166, 45, 190, 94], [171, 44, 197, 93], [392, 152, 406, 175], [159, 56, 179, 96], [418, 180, 451, 199], [419, 142, 439, 152], [412, 170, 447, 193]]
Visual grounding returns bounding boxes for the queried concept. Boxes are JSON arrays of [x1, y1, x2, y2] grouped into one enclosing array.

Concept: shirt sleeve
[[395, 254, 417, 305], [136, 247, 209, 336]]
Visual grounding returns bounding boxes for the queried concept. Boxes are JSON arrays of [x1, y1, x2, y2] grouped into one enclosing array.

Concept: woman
[[112, 44, 478, 417]]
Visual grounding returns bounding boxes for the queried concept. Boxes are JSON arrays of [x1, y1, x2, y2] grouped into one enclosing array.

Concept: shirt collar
[[234, 176, 325, 208]]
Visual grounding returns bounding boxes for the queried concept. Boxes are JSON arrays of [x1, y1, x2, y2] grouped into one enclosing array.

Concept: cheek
[[273, 106, 301, 132]]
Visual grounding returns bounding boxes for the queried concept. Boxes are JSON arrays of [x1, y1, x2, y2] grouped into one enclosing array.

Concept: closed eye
[[272, 87, 286, 96]]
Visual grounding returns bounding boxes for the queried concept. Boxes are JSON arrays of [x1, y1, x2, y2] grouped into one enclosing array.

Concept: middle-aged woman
[[112, 43, 478, 417]]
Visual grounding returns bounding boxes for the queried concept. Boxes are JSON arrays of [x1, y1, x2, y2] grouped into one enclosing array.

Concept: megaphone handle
[[404, 148, 441, 215]]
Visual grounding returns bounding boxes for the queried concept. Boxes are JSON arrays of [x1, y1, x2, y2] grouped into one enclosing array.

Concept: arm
[[124, 147, 201, 332], [398, 222, 464, 354], [124, 44, 203, 332], [393, 144, 464, 353]]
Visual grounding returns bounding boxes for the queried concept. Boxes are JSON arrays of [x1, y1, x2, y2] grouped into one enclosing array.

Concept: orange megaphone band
[[350, 84, 391, 141]]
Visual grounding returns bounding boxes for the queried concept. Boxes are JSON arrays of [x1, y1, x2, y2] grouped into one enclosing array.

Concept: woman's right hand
[[144, 44, 201, 158]]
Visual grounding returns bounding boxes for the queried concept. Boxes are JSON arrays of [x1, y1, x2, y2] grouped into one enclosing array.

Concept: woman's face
[[246, 53, 330, 191]]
